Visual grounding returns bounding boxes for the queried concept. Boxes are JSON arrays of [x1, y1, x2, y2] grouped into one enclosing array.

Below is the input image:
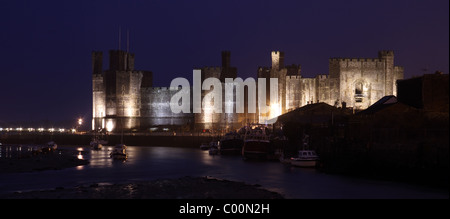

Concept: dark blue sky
[[0, 0, 448, 125]]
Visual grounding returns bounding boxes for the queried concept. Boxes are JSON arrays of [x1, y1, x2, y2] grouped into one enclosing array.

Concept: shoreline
[[0, 176, 284, 199], [0, 148, 89, 174]]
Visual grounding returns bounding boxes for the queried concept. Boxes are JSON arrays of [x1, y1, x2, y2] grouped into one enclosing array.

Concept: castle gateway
[[92, 50, 403, 132]]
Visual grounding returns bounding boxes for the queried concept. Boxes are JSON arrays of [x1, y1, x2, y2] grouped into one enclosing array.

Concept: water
[[0, 145, 447, 199]]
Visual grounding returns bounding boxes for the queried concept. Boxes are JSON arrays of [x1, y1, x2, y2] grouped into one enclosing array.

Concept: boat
[[241, 125, 271, 160], [110, 144, 127, 160], [110, 113, 127, 160], [209, 145, 219, 155], [47, 141, 57, 150], [289, 133, 319, 167], [90, 128, 107, 150], [219, 132, 243, 155], [38, 141, 58, 153], [290, 150, 319, 167], [90, 138, 106, 150], [44, 141, 58, 151], [200, 142, 210, 150], [91, 142, 103, 150]]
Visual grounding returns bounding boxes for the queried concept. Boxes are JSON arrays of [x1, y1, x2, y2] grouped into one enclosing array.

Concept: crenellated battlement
[[286, 75, 301, 80], [316, 74, 328, 80], [329, 58, 384, 63], [394, 66, 404, 71], [202, 66, 222, 72], [329, 57, 387, 69], [258, 66, 271, 72], [378, 50, 394, 57], [271, 51, 283, 55]]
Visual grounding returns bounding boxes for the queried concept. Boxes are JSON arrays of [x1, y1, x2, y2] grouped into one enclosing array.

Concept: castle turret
[[220, 51, 237, 81], [92, 51, 105, 131], [92, 51, 103, 75], [109, 50, 135, 71], [271, 51, 284, 71], [222, 51, 231, 69], [378, 50, 395, 95]]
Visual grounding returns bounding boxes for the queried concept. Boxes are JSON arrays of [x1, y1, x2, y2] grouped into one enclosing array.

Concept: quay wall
[[0, 133, 216, 148]]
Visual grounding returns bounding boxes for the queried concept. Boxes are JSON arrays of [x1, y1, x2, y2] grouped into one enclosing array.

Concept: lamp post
[[77, 118, 83, 133]]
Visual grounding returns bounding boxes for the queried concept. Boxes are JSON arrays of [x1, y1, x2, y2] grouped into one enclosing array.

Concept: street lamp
[[77, 118, 83, 133]]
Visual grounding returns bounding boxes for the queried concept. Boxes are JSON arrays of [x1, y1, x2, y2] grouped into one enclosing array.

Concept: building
[[396, 72, 449, 112], [92, 49, 404, 132], [261, 50, 404, 115]]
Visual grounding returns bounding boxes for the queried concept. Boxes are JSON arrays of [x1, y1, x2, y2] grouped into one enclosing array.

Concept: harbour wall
[[0, 133, 216, 148]]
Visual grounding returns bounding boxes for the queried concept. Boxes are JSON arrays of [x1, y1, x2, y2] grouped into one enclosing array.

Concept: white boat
[[290, 150, 319, 167], [110, 144, 127, 160]]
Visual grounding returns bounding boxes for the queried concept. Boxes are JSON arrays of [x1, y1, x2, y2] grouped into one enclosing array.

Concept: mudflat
[[1, 176, 284, 199]]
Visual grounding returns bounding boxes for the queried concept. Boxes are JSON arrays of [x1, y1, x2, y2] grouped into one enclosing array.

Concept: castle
[[92, 50, 404, 132]]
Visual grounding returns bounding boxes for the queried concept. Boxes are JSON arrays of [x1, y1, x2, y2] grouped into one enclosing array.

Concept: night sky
[[0, 0, 448, 126]]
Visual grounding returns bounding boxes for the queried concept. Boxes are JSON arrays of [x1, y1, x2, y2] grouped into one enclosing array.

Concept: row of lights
[[0, 118, 84, 133], [0, 127, 77, 133]]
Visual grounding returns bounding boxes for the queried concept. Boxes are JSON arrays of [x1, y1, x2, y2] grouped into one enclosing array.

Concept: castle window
[[355, 82, 363, 103]]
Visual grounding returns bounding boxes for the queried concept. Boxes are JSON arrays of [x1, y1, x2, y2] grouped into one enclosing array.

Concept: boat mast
[[121, 100, 124, 144]]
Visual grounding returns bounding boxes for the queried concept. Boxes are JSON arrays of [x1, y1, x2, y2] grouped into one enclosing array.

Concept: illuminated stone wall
[[316, 75, 339, 107], [328, 51, 403, 110], [281, 50, 402, 112], [194, 67, 241, 130], [140, 87, 193, 129], [92, 51, 105, 130]]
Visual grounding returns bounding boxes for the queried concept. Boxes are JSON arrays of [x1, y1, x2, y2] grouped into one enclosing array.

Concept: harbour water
[[0, 145, 447, 199]]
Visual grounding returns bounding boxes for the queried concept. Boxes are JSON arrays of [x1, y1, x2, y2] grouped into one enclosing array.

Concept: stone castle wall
[[93, 50, 404, 132], [140, 87, 193, 129]]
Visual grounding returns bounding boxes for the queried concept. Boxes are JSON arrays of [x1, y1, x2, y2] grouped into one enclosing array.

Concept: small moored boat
[[110, 144, 127, 160], [290, 150, 319, 168]]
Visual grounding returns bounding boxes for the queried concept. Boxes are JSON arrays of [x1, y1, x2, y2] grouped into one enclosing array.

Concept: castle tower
[[271, 51, 284, 71], [326, 50, 403, 111], [92, 51, 106, 131], [109, 50, 135, 71], [92, 51, 103, 74], [222, 51, 231, 69], [266, 51, 286, 118], [220, 51, 237, 81], [378, 50, 395, 95]]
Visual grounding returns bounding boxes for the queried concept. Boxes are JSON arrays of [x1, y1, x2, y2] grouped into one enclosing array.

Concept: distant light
[[71, 129, 76, 133], [16, 128, 23, 131], [49, 128, 55, 132], [59, 128, 65, 132], [78, 118, 83, 126], [0, 128, 3, 131], [106, 120, 114, 132], [38, 128, 44, 132]]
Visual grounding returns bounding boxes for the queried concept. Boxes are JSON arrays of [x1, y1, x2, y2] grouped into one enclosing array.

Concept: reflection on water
[[76, 147, 84, 160], [0, 145, 448, 199], [0, 145, 35, 158]]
